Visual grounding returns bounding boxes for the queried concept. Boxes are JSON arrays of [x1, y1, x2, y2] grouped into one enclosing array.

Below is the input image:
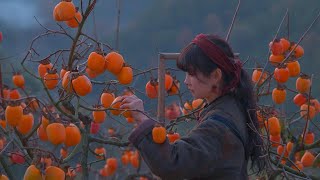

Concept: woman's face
[[184, 69, 222, 103]]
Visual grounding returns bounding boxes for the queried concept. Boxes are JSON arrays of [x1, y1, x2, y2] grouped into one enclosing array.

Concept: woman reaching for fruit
[[119, 34, 266, 179]]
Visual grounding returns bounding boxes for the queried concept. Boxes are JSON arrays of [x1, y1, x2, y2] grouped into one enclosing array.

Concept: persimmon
[[45, 166, 65, 180], [168, 79, 180, 95], [145, 79, 158, 99], [65, 123, 81, 146], [38, 59, 53, 78], [9, 152, 25, 164], [310, 98, 320, 113], [87, 52, 105, 74], [121, 152, 130, 165], [293, 93, 307, 107], [117, 66, 133, 85], [290, 43, 304, 58], [269, 54, 285, 66], [41, 115, 50, 129], [292, 161, 304, 171], [1, 87, 10, 99], [300, 103, 316, 120], [106, 157, 118, 170], [296, 75, 311, 94], [192, 98, 204, 110], [60, 66, 67, 79], [85, 67, 99, 79], [277, 145, 288, 157], [110, 96, 123, 116], [304, 132, 314, 145], [280, 38, 291, 52], [5, 104, 23, 127], [65, 9, 82, 28], [0, 119, 6, 129], [16, 112, 34, 135], [272, 87, 286, 104], [37, 124, 48, 141], [164, 73, 173, 91], [54, 1, 76, 21], [286, 60, 300, 77], [9, 88, 21, 99], [100, 91, 115, 108], [46, 123, 66, 145], [274, 66, 289, 83], [269, 134, 281, 147], [301, 151, 315, 167], [252, 69, 268, 86], [90, 122, 100, 134], [92, 107, 106, 123], [266, 117, 281, 136], [28, 98, 39, 111], [126, 117, 135, 123], [286, 141, 293, 153], [44, 69, 59, 90], [12, 72, 25, 88], [167, 131, 180, 143], [94, 146, 106, 159], [23, 165, 42, 180], [130, 151, 140, 168], [72, 74, 92, 96], [152, 124, 167, 144], [269, 39, 284, 55], [105, 51, 124, 74], [0, 174, 8, 180]]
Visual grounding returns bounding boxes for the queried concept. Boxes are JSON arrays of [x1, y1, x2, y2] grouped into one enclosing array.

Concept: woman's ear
[[210, 68, 223, 83]]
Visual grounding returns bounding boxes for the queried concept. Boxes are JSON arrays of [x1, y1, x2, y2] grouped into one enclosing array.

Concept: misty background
[[0, 0, 320, 178]]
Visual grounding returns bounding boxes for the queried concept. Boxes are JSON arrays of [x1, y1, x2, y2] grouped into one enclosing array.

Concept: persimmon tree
[[0, 0, 320, 180]]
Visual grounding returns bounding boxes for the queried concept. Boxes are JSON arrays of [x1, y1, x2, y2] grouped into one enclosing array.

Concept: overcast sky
[[0, 1, 49, 29]]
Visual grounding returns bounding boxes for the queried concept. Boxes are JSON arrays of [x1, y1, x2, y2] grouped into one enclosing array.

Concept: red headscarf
[[192, 34, 242, 93]]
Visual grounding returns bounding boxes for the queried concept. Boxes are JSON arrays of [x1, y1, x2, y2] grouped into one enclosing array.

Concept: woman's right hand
[[118, 95, 148, 124]]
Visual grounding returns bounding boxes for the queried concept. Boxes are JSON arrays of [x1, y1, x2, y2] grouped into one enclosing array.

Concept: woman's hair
[[177, 34, 266, 174]]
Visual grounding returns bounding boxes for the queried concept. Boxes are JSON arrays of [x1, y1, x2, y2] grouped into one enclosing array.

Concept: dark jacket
[[128, 95, 249, 180]]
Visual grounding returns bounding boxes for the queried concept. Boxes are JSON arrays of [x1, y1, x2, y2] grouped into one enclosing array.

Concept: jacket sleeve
[[128, 118, 240, 179]]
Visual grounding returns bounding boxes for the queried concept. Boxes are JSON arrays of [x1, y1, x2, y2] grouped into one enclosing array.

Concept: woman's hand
[[118, 95, 148, 124]]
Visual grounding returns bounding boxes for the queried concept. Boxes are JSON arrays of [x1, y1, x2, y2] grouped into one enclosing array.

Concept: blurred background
[[0, 0, 320, 179]]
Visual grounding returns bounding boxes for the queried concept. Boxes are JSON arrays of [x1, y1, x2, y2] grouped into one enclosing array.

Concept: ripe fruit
[[94, 146, 106, 159], [105, 51, 124, 74], [87, 52, 105, 74], [54, 1, 76, 21], [65, 123, 81, 147], [12, 73, 25, 88], [44, 69, 59, 90], [145, 79, 158, 99], [16, 112, 34, 135], [65, 10, 82, 28], [5, 104, 23, 127], [269, 39, 284, 55], [300, 103, 316, 120], [286, 60, 300, 77], [38, 59, 53, 78], [293, 93, 307, 107], [252, 69, 268, 86], [92, 107, 107, 123], [296, 75, 311, 94], [46, 123, 66, 145], [167, 131, 180, 143], [23, 165, 42, 180], [72, 74, 92, 96], [100, 91, 115, 108], [274, 66, 289, 83], [272, 87, 286, 104], [266, 117, 281, 136], [117, 66, 133, 85], [152, 124, 167, 144], [301, 151, 315, 167]]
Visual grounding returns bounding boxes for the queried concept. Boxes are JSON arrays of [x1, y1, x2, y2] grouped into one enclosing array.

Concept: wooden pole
[[157, 53, 180, 124]]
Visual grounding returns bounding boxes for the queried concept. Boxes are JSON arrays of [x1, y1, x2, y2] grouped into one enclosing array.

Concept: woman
[[119, 34, 266, 179]]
